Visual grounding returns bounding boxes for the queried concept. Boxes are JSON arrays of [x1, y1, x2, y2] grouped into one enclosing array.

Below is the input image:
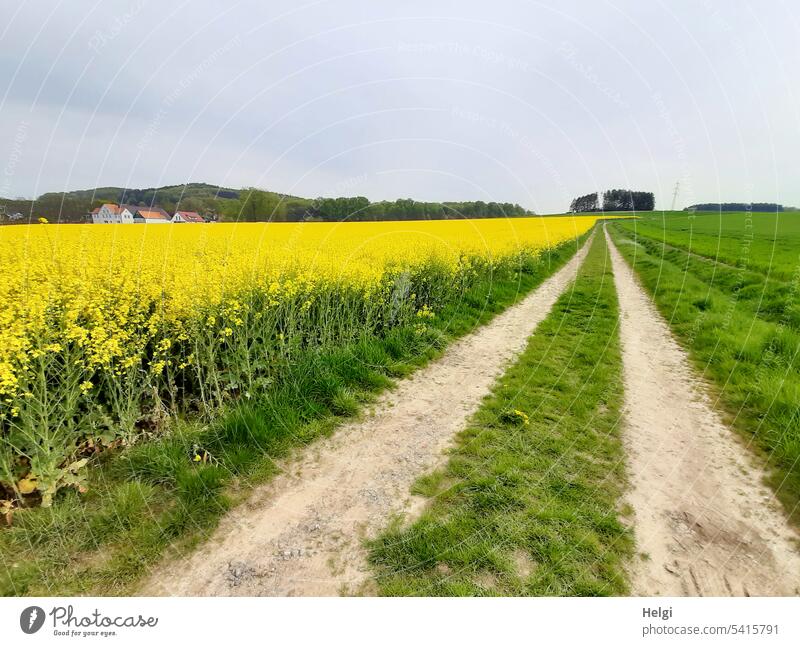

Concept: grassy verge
[[615, 223, 800, 330], [0, 233, 589, 596], [608, 222, 800, 525], [617, 211, 800, 280], [368, 232, 633, 596]]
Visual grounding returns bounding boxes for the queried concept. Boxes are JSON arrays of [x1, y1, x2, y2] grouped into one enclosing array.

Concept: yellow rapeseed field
[[0, 216, 603, 502]]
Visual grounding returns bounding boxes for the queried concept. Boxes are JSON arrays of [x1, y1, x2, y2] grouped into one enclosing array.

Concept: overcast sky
[[1, 0, 798, 213]]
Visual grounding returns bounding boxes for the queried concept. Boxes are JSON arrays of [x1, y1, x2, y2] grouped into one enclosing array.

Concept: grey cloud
[[1, 0, 798, 211]]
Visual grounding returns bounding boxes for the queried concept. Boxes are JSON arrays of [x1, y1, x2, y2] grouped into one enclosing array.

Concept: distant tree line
[[0, 195, 91, 223], [602, 189, 654, 211], [116, 184, 240, 206], [569, 189, 654, 213], [214, 192, 531, 222], [685, 203, 783, 213], [569, 193, 599, 213], [300, 197, 530, 222], [219, 193, 533, 222]]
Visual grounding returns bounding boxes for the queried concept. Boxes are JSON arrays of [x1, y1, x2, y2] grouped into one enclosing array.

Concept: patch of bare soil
[[606, 228, 800, 596], [139, 237, 593, 596]]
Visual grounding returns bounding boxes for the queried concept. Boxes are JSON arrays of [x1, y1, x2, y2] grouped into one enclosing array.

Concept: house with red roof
[[171, 210, 205, 223], [132, 207, 171, 224], [91, 203, 203, 224], [91, 203, 136, 223]]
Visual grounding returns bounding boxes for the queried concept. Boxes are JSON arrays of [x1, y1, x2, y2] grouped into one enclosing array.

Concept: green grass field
[[369, 232, 633, 596], [610, 212, 800, 524], [621, 210, 800, 281]]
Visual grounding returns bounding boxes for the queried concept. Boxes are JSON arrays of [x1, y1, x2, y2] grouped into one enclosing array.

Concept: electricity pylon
[[671, 181, 680, 211]]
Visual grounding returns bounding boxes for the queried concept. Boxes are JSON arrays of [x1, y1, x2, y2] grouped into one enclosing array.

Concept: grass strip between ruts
[[369, 231, 633, 596]]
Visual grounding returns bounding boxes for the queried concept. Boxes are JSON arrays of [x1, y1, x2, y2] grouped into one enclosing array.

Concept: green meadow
[[610, 211, 800, 523]]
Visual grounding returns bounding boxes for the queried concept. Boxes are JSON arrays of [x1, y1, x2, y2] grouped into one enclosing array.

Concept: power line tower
[[670, 181, 680, 211]]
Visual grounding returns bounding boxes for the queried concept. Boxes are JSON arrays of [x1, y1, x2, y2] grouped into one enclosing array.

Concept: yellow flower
[[513, 409, 530, 425], [416, 305, 435, 319]]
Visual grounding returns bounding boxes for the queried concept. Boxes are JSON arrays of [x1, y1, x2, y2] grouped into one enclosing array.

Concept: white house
[[91, 203, 136, 224], [172, 210, 205, 223], [132, 207, 171, 224]]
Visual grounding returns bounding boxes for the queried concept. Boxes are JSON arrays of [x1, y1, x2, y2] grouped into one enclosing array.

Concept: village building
[[91, 203, 174, 224], [132, 207, 171, 224], [171, 210, 205, 223], [90, 203, 203, 224], [90, 203, 136, 224]]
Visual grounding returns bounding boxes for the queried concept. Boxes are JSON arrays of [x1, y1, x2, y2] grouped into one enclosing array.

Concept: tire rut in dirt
[[605, 226, 800, 596]]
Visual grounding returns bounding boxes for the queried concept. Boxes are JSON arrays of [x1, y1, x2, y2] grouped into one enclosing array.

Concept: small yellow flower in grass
[[416, 304, 435, 319], [501, 408, 530, 426], [79, 381, 94, 393], [190, 444, 211, 464]]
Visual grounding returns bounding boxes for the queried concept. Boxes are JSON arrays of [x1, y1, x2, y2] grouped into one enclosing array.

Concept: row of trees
[[214, 192, 532, 222], [569, 189, 655, 213], [0, 195, 93, 223], [685, 203, 783, 212], [569, 193, 599, 213], [602, 189, 655, 211], [305, 198, 530, 222]]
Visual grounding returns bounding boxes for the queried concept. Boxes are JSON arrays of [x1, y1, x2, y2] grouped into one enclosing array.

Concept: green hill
[[2, 182, 533, 224]]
